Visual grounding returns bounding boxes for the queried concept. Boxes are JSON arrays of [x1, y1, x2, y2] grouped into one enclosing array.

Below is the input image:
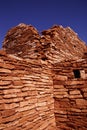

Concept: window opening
[[73, 69, 81, 78]]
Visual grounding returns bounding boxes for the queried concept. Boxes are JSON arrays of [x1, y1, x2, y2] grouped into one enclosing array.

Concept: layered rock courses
[[0, 23, 87, 130]]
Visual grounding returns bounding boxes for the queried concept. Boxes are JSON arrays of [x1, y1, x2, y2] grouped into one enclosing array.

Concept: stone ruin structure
[[0, 23, 87, 130]]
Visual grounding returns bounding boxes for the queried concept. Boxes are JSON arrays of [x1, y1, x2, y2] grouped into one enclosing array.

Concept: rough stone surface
[[0, 52, 56, 130], [0, 23, 87, 130], [53, 59, 87, 129], [3, 23, 86, 62]]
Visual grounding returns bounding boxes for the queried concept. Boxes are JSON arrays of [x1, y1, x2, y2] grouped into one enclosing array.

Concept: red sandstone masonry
[[0, 53, 56, 130], [0, 23, 87, 130], [53, 59, 87, 129]]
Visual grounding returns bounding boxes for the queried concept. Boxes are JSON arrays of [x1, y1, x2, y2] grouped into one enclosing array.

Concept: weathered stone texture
[[53, 59, 87, 129], [3, 23, 86, 62], [0, 23, 87, 129], [0, 52, 56, 130]]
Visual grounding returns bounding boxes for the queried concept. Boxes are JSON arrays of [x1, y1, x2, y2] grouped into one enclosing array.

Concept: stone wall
[[53, 59, 87, 129], [0, 23, 87, 130], [3, 23, 86, 63], [0, 51, 56, 130]]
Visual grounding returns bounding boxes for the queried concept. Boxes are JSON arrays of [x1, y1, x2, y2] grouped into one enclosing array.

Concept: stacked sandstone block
[[3, 23, 86, 63], [53, 59, 87, 130], [0, 23, 87, 130], [0, 51, 56, 130]]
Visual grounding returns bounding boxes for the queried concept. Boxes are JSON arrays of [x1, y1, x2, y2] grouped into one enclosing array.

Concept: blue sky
[[0, 0, 87, 48]]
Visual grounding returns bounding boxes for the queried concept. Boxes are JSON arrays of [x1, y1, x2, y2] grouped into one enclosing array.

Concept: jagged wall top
[[2, 23, 87, 63]]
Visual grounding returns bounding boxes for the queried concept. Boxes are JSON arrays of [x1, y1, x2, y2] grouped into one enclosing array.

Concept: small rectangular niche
[[73, 69, 85, 79], [73, 69, 81, 78]]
